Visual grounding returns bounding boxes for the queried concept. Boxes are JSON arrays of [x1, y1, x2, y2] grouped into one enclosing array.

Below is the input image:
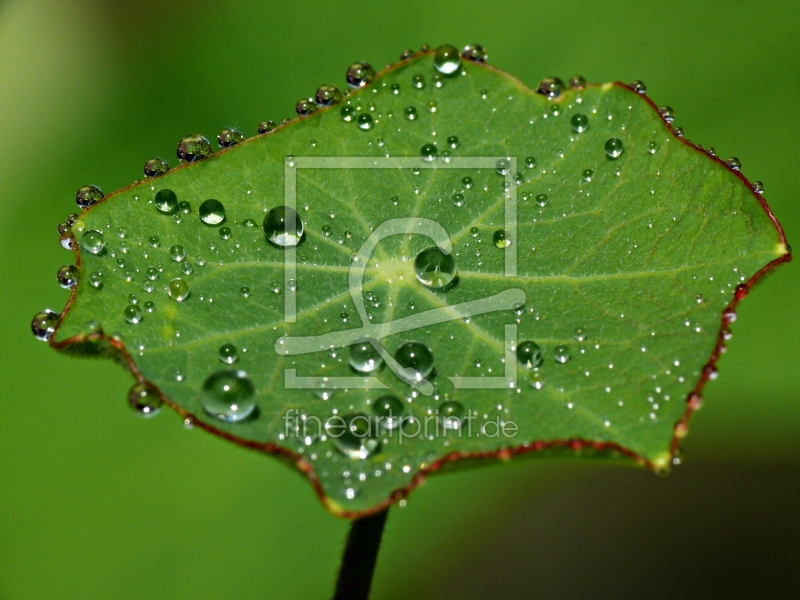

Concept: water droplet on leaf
[[201, 370, 256, 423]]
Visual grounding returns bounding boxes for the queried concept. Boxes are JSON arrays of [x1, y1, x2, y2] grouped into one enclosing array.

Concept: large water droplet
[[81, 230, 106, 254], [605, 138, 624, 159], [517, 341, 543, 369], [201, 370, 256, 423], [295, 98, 316, 116], [199, 199, 226, 226], [176, 134, 213, 162], [346, 62, 375, 88], [128, 382, 163, 417], [168, 278, 190, 301], [434, 44, 461, 74], [144, 157, 169, 178], [169, 244, 186, 262], [57, 265, 79, 288], [218, 128, 244, 148], [349, 342, 384, 373], [315, 84, 343, 106], [395, 341, 434, 383], [414, 247, 457, 289], [571, 113, 589, 133], [31, 309, 59, 341], [420, 143, 437, 161], [372, 395, 404, 429], [357, 113, 373, 130], [263, 206, 304, 247], [154, 189, 178, 215]]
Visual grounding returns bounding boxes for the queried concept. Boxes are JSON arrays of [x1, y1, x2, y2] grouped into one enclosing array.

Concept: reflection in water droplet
[[346, 62, 375, 88], [537, 77, 565, 99], [176, 134, 213, 162], [605, 138, 624, 159], [295, 98, 316, 116], [144, 157, 169, 178], [219, 226, 232, 240], [128, 382, 163, 417], [201, 370, 256, 423], [168, 278, 190, 301], [493, 229, 511, 248], [462, 44, 487, 63], [258, 120, 276, 134], [31, 309, 59, 341], [349, 342, 384, 373], [315, 84, 343, 106], [571, 114, 589, 133], [81, 230, 105, 254], [57, 265, 79, 288], [169, 245, 186, 262], [218, 128, 244, 148], [124, 304, 142, 324], [414, 247, 457, 289], [554, 345, 571, 364], [725, 157, 741, 171], [76, 185, 103, 209], [219, 343, 238, 364], [199, 199, 226, 226], [154, 189, 178, 215], [658, 106, 674, 123], [263, 206, 304, 247], [517, 341, 543, 369], [629, 80, 646, 94]]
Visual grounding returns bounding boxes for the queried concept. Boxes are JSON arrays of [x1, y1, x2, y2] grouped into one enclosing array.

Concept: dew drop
[[420, 143, 437, 161], [143, 158, 169, 178], [411, 74, 425, 89], [493, 229, 511, 248], [218, 128, 244, 148], [404, 106, 418, 120], [629, 80, 646, 94], [263, 206, 304, 247], [517, 341, 543, 369], [240, 286, 251, 298], [169, 244, 186, 262], [331, 414, 380, 459], [31, 309, 59, 341], [357, 113, 373, 130], [201, 370, 256, 422], [128, 382, 162, 417], [554, 345, 571, 364], [462, 44, 487, 63], [315, 83, 343, 106], [440, 401, 465, 429], [658, 106, 674, 123], [346, 62, 375, 88], [434, 44, 461, 74], [176, 134, 213, 162], [258, 120, 276, 134], [81, 230, 105, 254], [571, 113, 589, 133], [725, 157, 741, 171], [219, 226, 232, 240], [372, 395, 404, 429], [57, 265, 79, 288], [124, 304, 142, 325], [218, 343, 238, 364], [349, 342, 384, 373], [462, 176, 473, 189], [525, 156, 537, 169], [568, 75, 586, 89], [537, 77, 565, 99], [452, 193, 465, 207], [76, 184, 103, 209], [605, 138, 624, 159], [582, 169, 593, 182], [168, 278, 190, 301], [446, 135, 459, 149], [295, 98, 316, 116], [154, 189, 178, 215], [395, 341, 434, 382], [647, 141, 658, 154]]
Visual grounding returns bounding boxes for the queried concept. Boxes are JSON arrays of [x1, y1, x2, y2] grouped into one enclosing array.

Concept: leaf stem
[[332, 508, 389, 600]]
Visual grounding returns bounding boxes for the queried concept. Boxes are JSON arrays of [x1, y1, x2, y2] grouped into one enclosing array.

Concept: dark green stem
[[332, 509, 389, 600]]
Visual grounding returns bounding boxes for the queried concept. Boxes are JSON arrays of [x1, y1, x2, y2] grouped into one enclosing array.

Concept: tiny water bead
[[332, 414, 380, 460], [390, 83, 401, 94], [582, 169, 593, 182], [420, 143, 437, 161], [356, 113, 373, 130], [180, 262, 193, 275], [553, 345, 571, 364], [725, 157, 741, 171], [404, 106, 418, 120], [148, 235, 160, 247], [169, 244, 186, 262], [144, 301, 155, 312], [154, 189, 178, 215], [178, 200, 192, 214], [568, 75, 586, 89], [446, 135, 459, 149], [240, 286, 251, 298], [414, 247, 457, 289], [124, 304, 142, 325], [263, 206, 304, 247], [218, 128, 244, 148], [605, 138, 624, 159], [571, 113, 589, 133], [201, 370, 256, 423], [452, 193, 465, 207], [517, 341, 543, 369], [57, 265, 79, 288], [218, 343, 238, 364], [199, 199, 226, 226], [525, 156, 537, 169], [372, 395, 404, 429], [395, 341, 434, 382], [168, 278, 190, 301], [528, 371, 546, 390], [433, 44, 461, 74], [321, 224, 333, 236], [340, 106, 356, 122], [88, 271, 103, 289], [144, 157, 169, 178], [81, 230, 106, 254], [346, 62, 375, 88], [348, 342, 384, 373], [315, 84, 343, 106], [31, 309, 59, 341], [219, 226, 232, 240], [411, 74, 425, 89], [647, 141, 658, 154], [469, 226, 479, 237], [462, 44, 487, 62], [537, 77, 565, 99], [462, 176, 473, 189], [574, 327, 587, 341], [258, 120, 276, 134], [176, 134, 213, 162], [128, 382, 163, 417], [493, 229, 511, 248], [76, 184, 103, 209]]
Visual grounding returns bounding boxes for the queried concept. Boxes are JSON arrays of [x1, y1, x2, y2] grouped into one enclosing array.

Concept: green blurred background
[[2, 0, 799, 597]]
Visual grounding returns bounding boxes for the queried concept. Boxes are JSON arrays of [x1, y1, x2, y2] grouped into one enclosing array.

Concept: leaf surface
[[48, 51, 789, 516]]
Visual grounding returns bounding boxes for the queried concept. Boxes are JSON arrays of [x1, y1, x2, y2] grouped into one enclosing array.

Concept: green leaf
[[43, 50, 789, 516]]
